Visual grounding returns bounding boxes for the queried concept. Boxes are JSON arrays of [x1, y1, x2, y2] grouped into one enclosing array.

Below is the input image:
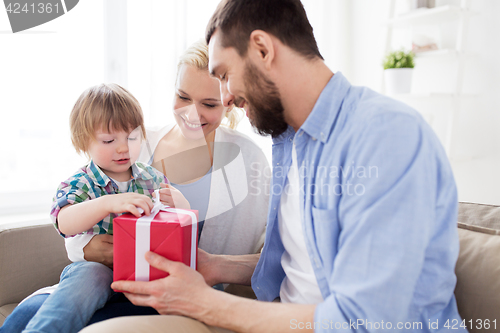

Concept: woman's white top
[[64, 124, 270, 260]]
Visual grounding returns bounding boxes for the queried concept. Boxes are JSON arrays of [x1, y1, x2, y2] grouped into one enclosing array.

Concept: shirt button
[[312, 137, 317, 141], [289, 138, 293, 142], [320, 132, 325, 141], [299, 132, 304, 137]]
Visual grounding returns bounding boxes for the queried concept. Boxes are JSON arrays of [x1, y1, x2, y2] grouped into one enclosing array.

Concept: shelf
[[384, 1, 476, 157], [387, 5, 468, 28], [414, 49, 478, 60], [415, 49, 458, 59]]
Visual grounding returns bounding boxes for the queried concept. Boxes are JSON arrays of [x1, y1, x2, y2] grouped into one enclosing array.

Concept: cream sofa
[[0, 220, 70, 326], [1, 203, 499, 332]]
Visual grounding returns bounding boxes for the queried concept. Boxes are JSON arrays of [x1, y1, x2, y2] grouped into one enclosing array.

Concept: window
[[0, 1, 104, 218]]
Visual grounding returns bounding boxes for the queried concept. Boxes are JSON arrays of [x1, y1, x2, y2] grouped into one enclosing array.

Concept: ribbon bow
[[135, 189, 197, 281]]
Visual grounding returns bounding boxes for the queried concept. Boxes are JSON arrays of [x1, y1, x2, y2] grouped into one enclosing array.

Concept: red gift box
[[113, 207, 199, 282]]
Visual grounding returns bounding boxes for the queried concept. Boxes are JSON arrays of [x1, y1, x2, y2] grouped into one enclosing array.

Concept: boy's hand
[[105, 193, 154, 217], [155, 183, 191, 209]]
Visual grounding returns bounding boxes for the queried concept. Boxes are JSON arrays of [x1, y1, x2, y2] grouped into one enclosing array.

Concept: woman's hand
[[197, 248, 222, 286], [83, 234, 114, 269], [155, 183, 191, 209]]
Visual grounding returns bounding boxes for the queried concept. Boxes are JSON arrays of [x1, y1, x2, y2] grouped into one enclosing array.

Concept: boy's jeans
[[22, 261, 113, 333]]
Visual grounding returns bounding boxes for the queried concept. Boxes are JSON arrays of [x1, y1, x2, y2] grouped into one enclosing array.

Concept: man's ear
[[248, 30, 275, 71]]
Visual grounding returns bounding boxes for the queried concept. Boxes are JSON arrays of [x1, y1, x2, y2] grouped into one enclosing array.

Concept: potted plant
[[382, 49, 415, 95]]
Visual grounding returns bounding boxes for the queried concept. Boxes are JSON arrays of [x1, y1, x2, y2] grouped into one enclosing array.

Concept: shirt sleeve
[[314, 113, 458, 331], [50, 174, 93, 238], [148, 164, 169, 186], [64, 233, 95, 262]]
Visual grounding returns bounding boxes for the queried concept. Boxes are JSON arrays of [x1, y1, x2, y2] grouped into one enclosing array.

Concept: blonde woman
[[137, 40, 269, 256]]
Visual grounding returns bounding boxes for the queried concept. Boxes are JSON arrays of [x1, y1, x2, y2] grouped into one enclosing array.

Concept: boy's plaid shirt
[[50, 160, 167, 238]]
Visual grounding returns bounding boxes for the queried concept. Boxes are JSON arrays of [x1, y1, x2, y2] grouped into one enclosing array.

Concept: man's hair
[[205, 0, 323, 60], [176, 39, 242, 129], [69, 83, 146, 155]]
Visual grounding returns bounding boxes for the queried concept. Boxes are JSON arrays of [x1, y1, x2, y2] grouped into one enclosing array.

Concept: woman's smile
[[181, 116, 206, 131]]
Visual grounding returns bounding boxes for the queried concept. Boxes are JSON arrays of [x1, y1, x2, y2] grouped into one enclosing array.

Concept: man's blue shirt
[[251, 72, 466, 332]]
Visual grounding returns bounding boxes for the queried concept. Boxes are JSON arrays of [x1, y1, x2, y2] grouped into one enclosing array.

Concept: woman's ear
[[248, 30, 275, 71]]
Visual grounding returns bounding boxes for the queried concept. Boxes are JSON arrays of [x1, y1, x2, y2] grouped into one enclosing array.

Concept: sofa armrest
[[0, 220, 70, 310], [455, 202, 500, 333]]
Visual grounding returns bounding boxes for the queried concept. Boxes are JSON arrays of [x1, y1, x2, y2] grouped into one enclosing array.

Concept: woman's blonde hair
[[176, 39, 242, 130], [69, 83, 146, 155]]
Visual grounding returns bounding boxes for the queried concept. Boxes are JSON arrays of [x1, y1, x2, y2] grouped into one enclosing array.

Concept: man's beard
[[242, 60, 288, 138]]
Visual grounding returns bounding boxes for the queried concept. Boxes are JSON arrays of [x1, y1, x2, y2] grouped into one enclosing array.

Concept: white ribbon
[[135, 189, 197, 281]]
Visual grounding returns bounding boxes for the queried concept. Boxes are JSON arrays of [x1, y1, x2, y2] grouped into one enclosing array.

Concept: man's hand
[[112, 251, 214, 319], [112, 251, 316, 332], [105, 193, 154, 217], [155, 183, 191, 209], [83, 234, 114, 269]]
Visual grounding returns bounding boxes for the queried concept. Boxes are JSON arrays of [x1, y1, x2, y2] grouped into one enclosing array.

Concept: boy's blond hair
[[176, 40, 242, 130], [69, 83, 146, 155]]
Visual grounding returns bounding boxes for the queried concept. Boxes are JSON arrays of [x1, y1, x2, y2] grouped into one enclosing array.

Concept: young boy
[[21, 83, 184, 333]]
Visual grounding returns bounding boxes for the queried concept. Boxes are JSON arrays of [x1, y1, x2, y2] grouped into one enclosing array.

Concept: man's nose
[[220, 82, 234, 107]]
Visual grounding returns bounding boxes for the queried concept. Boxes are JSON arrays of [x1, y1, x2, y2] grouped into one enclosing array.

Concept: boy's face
[[87, 127, 142, 181]]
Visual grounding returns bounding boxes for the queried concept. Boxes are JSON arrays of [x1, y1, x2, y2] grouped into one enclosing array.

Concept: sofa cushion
[[455, 203, 500, 333], [458, 202, 500, 229], [0, 303, 18, 326], [0, 222, 70, 327]]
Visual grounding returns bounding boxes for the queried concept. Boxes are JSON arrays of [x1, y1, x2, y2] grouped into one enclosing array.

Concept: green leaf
[[382, 49, 415, 69]]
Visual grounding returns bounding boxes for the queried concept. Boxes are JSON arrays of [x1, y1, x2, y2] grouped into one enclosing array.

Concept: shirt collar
[[86, 161, 154, 188], [300, 71, 351, 143], [86, 160, 112, 187], [272, 126, 296, 145]]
